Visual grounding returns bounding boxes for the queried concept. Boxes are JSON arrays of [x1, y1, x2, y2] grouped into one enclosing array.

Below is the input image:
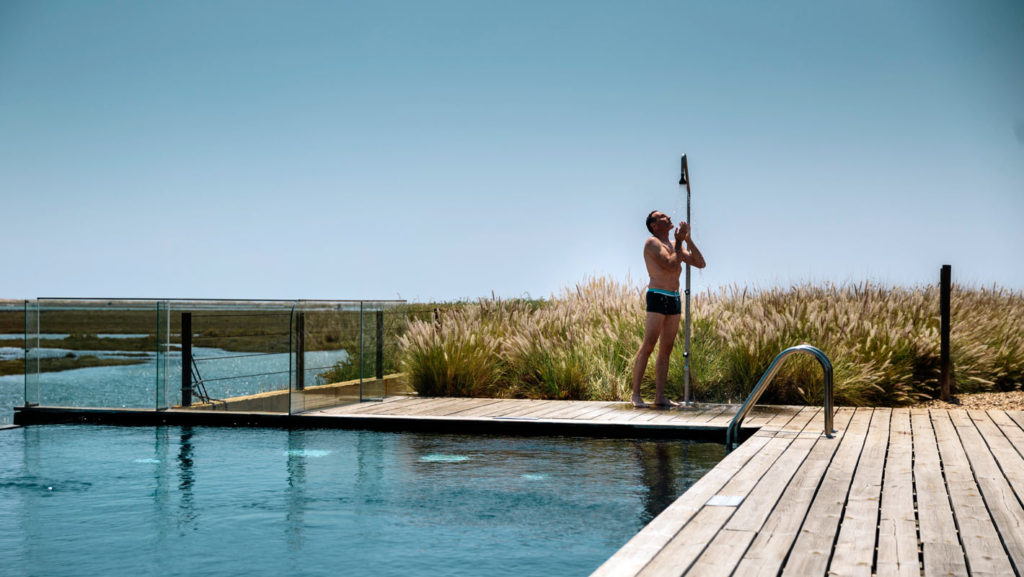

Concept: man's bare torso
[[644, 236, 682, 292]]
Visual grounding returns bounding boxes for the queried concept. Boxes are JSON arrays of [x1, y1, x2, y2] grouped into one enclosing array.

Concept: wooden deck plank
[[689, 405, 732, 424], [542, 401, 619, 420], [569, 404, 628, 421], [739, 406, 782, 428], [380, 397, 477, 415], [1007, 410, 1024, 432], [440, 398, 507, 416], [729, 408, 857, 577], [438, 398, 532, 417], [714, 407, 818, 499], [663, 405, 728, 424], [829, 408, 891, 577], [969, 410, 1024, 513], [476, 399, 553, 418], [875, 408, 920, 577], [688, 418, 823, 576], [752, 405, 817, 437], [911, 409, 968, 577], [631, 408, 686, 423], [685, 529, 756, 577], [778, 408, 873, 576], [779, 406, 824, 433], [320, 396, 419, 414], [636, 505, 736, 577], [346, 397, 449, 415], [425, 398, 494, 416], [590, 406, 652, 423], [931, 409, 1014, 576], [704, 410, 742, 428], [949, 409, 1024, 573], [640, 411, 691, 425], [370, 397, 471, 416], [429, 398, 506, 416], [989, 409, 1024, 460], [508, 400, 584, 419]]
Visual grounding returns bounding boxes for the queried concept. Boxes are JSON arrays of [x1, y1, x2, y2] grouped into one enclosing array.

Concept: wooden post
[[181, 313, 192, 407], [296, 312, 305, 391], [940, 265, 952, 401], [375, 310, 384, 379]]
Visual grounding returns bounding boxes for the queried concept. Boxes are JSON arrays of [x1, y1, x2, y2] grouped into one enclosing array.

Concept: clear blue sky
[[2, 1, 1022, 301]]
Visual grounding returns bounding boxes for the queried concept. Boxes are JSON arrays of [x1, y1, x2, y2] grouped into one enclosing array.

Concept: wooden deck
[[594, 406, 1024, 577], [305, 396, 788, 431]]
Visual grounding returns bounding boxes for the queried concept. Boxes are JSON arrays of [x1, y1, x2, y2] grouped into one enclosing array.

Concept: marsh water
[[0, 336, 348, 424]]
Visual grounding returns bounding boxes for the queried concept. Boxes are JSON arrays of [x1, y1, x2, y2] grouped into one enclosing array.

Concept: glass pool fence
[[5, 298, 419, 420]]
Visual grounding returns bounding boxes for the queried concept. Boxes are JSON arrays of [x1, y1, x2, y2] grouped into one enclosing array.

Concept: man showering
[[632, 211, 706, 408]]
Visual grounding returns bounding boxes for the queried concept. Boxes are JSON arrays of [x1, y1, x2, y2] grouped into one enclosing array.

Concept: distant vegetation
[[0, 356, 146, 377], [399, 277, 1024, 406]]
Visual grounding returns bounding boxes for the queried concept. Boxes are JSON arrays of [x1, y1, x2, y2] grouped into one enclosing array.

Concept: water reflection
[[633, 441, 678, 525], [632, 440, 725, 526], [177, 426, 198, 530], [285, 430, 307, 549]]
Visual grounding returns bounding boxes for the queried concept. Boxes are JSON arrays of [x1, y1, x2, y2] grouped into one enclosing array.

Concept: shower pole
[[679, 154, 692, 406]]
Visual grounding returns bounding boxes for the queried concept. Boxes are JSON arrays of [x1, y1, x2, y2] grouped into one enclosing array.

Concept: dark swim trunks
[[646, 289, 682, 316]]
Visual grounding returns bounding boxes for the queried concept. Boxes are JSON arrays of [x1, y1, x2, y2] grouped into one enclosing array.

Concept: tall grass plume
[[399, 278, 1024, 406]]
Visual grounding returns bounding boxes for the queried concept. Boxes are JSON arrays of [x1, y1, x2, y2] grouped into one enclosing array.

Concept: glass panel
[[28, 299, 160, 409], [0, 301, 29, 424], [380, 303, 411, 396], [23, 300, 40, 408], [155, 301, 170, 410], [359, 302, 386, 401], [288, 301, 366, 414], [172, 300, 295, 414]]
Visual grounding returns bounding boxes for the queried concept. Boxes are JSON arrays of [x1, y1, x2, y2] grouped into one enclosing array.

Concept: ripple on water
[[420, 454, 469, 462], [284, 449, 331, 458], [0, 476, 92, 494]]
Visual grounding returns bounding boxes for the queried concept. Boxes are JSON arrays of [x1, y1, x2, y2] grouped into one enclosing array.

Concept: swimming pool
[[0, 425, 724, 576]]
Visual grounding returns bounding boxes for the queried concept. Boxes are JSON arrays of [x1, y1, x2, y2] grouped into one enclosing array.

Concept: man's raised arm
[[675, 223, 706, 269]]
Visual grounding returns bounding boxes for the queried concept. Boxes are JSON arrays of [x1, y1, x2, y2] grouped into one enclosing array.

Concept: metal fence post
[[181, 312, 192, 407], [296, 312, 305, 391], [375, 310, 384, 379], [940, 264, 952, 401]]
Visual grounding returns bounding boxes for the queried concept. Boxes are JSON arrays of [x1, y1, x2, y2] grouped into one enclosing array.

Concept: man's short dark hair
[[646, 211, 658, 234]]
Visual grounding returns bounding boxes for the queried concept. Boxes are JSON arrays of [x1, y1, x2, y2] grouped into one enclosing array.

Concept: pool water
[[0, 426, 725, 577]]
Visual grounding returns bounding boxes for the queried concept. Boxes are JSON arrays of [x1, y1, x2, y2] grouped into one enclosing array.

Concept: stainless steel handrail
[[725, 344, 836, 450]]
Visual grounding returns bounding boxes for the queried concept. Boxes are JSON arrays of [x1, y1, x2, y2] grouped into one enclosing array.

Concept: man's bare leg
[[632, 312, 665, 407], [653, 313, 682, 406]]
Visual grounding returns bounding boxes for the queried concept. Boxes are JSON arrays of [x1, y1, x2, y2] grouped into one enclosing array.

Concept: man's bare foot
[[631, 396, 649, 408], [653, 399, 680, 408]]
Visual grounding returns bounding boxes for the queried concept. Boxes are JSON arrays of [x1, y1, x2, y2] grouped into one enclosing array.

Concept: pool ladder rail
[[725, 344, 836, 450]]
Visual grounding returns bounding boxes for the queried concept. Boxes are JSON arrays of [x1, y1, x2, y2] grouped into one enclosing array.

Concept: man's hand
[[675, 222, 691, 243]]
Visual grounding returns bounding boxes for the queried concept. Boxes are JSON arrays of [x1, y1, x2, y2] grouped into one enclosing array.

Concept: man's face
[[651, 212, 672, 232]]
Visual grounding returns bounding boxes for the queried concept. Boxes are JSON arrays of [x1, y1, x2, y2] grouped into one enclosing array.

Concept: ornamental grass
[[398, 277, 1024, 406]]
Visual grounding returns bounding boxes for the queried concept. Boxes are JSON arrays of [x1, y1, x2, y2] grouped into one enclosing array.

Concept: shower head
[[679, 154, 688, 186]]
